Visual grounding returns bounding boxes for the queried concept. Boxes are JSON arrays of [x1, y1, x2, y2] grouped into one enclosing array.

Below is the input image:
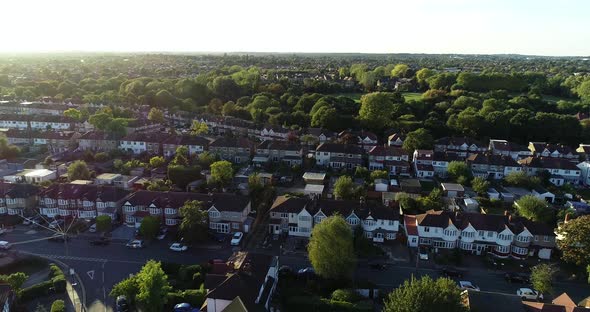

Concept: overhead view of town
[[0, 1, 590, 312]]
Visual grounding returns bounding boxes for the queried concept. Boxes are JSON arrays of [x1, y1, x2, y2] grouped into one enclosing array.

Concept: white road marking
[[87, 270, 95, 280]]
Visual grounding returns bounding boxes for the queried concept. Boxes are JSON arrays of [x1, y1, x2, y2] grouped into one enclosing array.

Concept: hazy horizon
[[3, 0, 589, 57]]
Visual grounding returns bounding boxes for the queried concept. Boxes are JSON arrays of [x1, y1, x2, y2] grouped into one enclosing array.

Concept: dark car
[[174, 303, 193, 312], [440, 267, 464, 278], [505, 272, 531, 284], [90, 237, 110, 246], [116, 295, 129, 312], [369, 263, 389, 271], [48, 235, 70, 243]]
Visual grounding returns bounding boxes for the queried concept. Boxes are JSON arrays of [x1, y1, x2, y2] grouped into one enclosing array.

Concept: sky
[[2, 0, 589, 56]]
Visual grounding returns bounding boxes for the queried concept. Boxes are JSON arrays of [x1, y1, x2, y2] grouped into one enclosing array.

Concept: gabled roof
[[121, 132, 170, 143], [518, 157, 579, 171], [162, 135, 209, 146], [269, 196, 309, 213], [210, 137, 253, 149], [416, 210, 455, 228], [467, 153, 520, 167], [369, 145, 406, 157], [257, 140, 302, 151], [435, 136, 484, 147], [316, 143, 364, 154]]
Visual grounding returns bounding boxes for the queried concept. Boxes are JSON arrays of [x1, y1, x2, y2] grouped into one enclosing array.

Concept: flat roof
[[20, 169, 55, 177], [304, 184, 325, 192], [303, 172, 326, 180], [96, 173, 121, 179], [441, 183, 465, 192]]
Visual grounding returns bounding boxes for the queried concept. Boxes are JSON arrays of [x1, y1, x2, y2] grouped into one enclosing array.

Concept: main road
[[4, 225, 234, 311]]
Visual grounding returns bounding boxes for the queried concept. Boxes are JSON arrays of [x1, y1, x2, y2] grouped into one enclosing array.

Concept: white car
[[517, 288, 543, 301], [459, 281, 480, 291], [89, 224, 97, 233], [0, 241, 11, 250], [169, 243, 188, 252], [418, 247, 429, 260], [126, 240, 144, 249], [230, 232, 244, 246]]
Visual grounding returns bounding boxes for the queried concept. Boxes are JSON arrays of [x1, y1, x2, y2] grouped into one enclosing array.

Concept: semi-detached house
[[268, 196, 399, 243], [162, 135, 209, 157], [403, 210, 556, 260], [518, 156, 581, 185], [466, 153, 521, 180], [315, 143, 364, 169], [119, 132, 169, 155], [0, 182, 38, 216], [368, 145, 410, 176]]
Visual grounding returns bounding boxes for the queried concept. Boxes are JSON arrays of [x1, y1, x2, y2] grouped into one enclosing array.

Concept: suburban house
[[253, 140, 303, 166], [204, 252, 278, 312], [119, 132, 168, 155], [518, 156, 581, 185], [162, 135, 209, 157], [489, 139, 532, 160], [368, 145, 410, 176], [528, 142, 578, 160], [578, 161, 590, 186], [576, 144, 590, 160], [404, 210, 556, 259], [387, 133, 405, 147], [305, 128, 336, 143], [78, 131, 119, 152], [441, 183, 465, 198], [432, 152, 464, 178], [2, 129, 31, 146], [259, 126, 291, 141], [315, 143, 364, 169], [0, 182, 39, 216], [268, 196, 399, 242], [31, 131, 80, 153], [522, 292, 590, 311], [0, 114, 74, 131], [209, 137, 254, 164], [466, 153, 522, 179], [38, 184, 130, 220], [124, 118, 161, 134], [205, 194, 252, 234], [434, 137, 487, 158], [412, 150, 435, 178], [338, 130, 378, 151]]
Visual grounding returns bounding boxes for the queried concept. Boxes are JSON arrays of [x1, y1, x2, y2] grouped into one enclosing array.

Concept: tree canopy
[[557, 215, 590, 266], [210, 160, 233, 187], [67, 160, 91, 181], [308, 215, 356, 280], [514, 195, 552, 223], [383, 276, 466, 312], [179, 200, 208, 243]]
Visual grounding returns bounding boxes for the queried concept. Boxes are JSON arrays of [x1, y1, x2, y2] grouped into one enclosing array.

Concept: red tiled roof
[[404, 215, 418, 235]]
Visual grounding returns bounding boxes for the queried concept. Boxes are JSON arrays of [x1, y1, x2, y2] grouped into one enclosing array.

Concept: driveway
[[110, 225, 134, 241]]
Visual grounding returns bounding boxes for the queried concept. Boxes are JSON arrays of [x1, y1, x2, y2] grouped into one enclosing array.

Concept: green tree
[[139, 216, 160, 240], [110, 276, 139, 303], [248, 173, 265, 207], [95, 152, 109, 162], [383, 276, 466, 312], [190, 120, 208, 135], [354, 166, 369, 181], [210, 161, 233, 187], [95, 215, 112, 233], [390, 64, 410, 78], [135, 260, 172, 312], [67, 160, 91, 181], [333, 176, 355, 200], [514, 195, 552, 223], [577, 79, 590, 103], [147, 107, 165, 123], [447, 161, 471, 181], [88, 112, 112, 130], [396, 192, 418, 212], [557, 215, 590, 266], [63, 108, 82, 121], [416, 68, 435, 89], [358, 92, 402, 130], [530, 264, 555, 297], [149, 156, 165, 168], [179, 200, 208, 243], [402, 128, 433, 152], [308, 215, 355, 280], [198, 151, 216, 169], [471, 177, 490, 195], [0, 272, 27, 292], [370, 170, 389, 181], [50, 300, 65, 312], [0, 134, 20, 159], [504, 171, 533, 187]]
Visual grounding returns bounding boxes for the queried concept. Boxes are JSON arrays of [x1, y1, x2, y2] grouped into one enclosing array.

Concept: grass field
[[328, 92, 423, 102]]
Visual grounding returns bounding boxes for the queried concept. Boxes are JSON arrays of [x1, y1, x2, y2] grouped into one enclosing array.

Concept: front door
[[475, 244, 483, 255]]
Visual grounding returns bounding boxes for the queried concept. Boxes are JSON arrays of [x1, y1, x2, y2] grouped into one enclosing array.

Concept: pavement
[[4, 225, 234, 311]]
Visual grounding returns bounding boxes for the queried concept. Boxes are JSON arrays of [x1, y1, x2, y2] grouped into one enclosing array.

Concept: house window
[[363, 220, 376, 227], [543, 236, 550, 242], [388, 220, 395, 226], [498, 234, 513, 241], [365, 231, 373, 238], [347, 218, 359, 225], [314, 216, 324, 223], [517, 235, 531, 243], [487, 231, 494, 238], [280, 213, 288, 218], [165, 208, 176, 215], [444, 229, 456, 236], [289, 226, 298, 232], [424, 227, 430, 232], [386, 233, 396, 240], [209, 211, 220, 218], [495, 245, 509, 253], [478, 230, 485, 237], [512, 246, 528, 255], [462, 231, 474, 238], [411, 237, 417, 243], [534, 236, 539, 241], [232, 223, 240, 230], [299, 215, 311, 222]]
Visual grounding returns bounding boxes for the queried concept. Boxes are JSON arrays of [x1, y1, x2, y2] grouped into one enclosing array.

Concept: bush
[[52, 275, 66, 292], [331, 289, 360, 303], [161, 262, 182, 277], [179, 265, 202, 282], [19, 281, 54, 302], [165, 289, 206, 309], [50, 299, 65, 312]]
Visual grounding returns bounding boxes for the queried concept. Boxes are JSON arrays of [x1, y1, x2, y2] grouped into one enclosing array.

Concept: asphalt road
[[4, 225, 234, 311]]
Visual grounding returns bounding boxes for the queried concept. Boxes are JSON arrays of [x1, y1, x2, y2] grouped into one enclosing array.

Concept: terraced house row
[[0, 182, 250, 234]]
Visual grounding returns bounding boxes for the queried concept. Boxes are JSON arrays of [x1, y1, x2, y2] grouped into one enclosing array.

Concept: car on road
[[89, 223, 97, 233], [458, 281, 480, 291], [116, 295, 129, 312], [440, 267, 464, 278], [173, 303, 193, 312], [48, 235, 70, 243], [169, 242, 188, 252], [126, 239, 144, 249], [230, 232, 243, 246], [156, 228, 168, 240], [90, 237, 110, 246], [0, 241, 11, 250], [517, 288, 543, 301], [504, 272, 530, 284], [297, 267, 315, 278]]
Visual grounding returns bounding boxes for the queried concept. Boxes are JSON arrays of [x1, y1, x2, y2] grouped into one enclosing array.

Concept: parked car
[[0, 229, 6, 236], [173, 303, 193, 312], [208, 232, 226, 243], [0, 241, 11, 250], [505, 272, 530, 284], [278, 265, 293, 275], [440, 267, 464, 278], [89, 223, 97, 233], [517, 288, 543, 301], [459, 281, 480, 291], [169, 243, 188, 252], [90, 237, 110, 246], [126, 240, 144, 249], [230, 232, 243, 246], [116, 295, 129, 312], [48, 235, 70, 243], [418, 246, 429, 260], [156, 228, 167, 240], [49, 220, 65, 229]]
